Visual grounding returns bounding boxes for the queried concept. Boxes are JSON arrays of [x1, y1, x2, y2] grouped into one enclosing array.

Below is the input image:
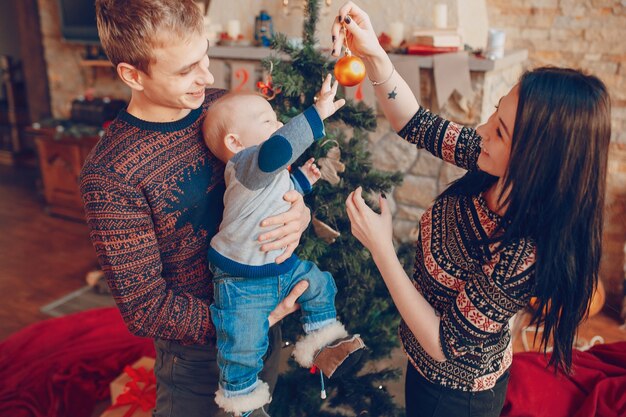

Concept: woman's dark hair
[[444, 67, 611, 373]]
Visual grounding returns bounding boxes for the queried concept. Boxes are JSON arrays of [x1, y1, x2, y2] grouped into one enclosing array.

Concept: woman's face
[[476, 86, 519, 178]]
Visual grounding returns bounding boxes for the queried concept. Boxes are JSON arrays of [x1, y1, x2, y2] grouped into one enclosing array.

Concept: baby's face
[[234, 96, 284, 148]]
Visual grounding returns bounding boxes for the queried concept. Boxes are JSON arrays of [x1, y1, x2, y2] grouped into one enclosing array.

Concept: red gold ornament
[[334, 53, 366, 87], [257, 60, 280, 100]]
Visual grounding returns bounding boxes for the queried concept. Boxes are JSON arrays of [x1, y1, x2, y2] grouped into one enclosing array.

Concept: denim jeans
[[405, 362, 510, 417], [210, 259, 338, 395], [152, 325, 281, 417]]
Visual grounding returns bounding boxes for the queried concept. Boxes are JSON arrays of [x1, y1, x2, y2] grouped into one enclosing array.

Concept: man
[[80, 1, 309, 416]]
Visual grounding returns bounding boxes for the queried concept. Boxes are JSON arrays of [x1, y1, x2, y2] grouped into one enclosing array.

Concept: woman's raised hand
[[331, 1, 385, 59]]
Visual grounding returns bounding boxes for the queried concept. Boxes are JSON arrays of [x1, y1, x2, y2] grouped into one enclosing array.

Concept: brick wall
[[38, 0, 129, 119], [486, 0, 626, 143]]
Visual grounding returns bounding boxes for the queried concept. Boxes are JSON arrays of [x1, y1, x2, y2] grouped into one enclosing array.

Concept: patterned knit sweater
[[80, 89, 227, 345], [397, 107, 536, 391]]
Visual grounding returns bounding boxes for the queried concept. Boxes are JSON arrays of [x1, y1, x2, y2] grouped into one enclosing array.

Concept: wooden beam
[[14, 0, 52, 123]]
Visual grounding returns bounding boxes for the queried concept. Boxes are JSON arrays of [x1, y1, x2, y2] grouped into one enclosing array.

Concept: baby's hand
[[314, 74, 346, 120], [300, 158, 321, 186]]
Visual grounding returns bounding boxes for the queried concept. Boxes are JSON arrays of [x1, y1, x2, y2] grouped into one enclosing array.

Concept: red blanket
[[0, 307, 153, 417], [502, 342, 626, 417], [0, 307, 624, 417]]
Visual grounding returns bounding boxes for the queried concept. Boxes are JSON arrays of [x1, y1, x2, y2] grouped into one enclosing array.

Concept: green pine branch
[[266, 1, 412, 416]]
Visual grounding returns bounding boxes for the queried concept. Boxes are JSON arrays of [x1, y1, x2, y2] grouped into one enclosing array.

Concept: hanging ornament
[[257, 60, 280, 100], [312, 215, 340, 244], [317, 140, 345, 185], [334, 21, 366, 87], [334, 53, 366, 86]]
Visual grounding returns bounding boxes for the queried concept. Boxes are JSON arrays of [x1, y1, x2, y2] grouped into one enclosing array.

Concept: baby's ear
[[224, 133, 244, 154]]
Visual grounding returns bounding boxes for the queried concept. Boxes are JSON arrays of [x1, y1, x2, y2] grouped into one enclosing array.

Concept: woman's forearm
[[362, 52, 420, 132], [371, 244, 445, 362]]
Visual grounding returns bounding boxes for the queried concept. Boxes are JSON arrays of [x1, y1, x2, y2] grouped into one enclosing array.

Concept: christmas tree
[[263, 1, 409, 416]]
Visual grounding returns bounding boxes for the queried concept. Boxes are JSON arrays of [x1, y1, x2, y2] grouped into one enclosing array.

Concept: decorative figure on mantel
[[254, 10, 274, 47]]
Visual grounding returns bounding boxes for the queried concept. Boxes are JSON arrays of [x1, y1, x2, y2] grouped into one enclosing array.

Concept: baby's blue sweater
[[207, 106, 325, 277]]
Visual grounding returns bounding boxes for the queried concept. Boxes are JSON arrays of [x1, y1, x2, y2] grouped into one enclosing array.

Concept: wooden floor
[[0, 163, 624, 351], [0, 163, 99, 341]]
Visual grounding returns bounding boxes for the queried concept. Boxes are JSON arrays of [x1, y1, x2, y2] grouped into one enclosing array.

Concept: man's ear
[[117, 63, 145, 91], [224, 133, 244, 154]]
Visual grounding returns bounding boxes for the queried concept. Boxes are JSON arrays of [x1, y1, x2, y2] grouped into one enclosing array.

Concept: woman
[[334, 2, 611, 416]]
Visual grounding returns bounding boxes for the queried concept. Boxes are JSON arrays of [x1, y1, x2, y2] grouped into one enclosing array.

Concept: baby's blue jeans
[[209, 259, 337, 396]]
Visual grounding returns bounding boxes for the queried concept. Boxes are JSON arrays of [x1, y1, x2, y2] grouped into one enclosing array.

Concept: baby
[[202, 75, 366, 417]]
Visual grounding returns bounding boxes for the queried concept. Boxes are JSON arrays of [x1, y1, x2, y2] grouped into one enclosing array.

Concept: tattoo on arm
[[388, 86, 398, 100]]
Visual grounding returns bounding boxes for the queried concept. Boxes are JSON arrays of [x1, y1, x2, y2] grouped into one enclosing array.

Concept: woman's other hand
[[346, 186, 393, 256]]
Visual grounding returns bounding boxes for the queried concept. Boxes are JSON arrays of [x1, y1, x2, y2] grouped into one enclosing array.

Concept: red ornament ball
[[334, 54, 366, 87]]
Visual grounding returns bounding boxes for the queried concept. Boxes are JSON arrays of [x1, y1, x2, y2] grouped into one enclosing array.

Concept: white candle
[[227, 19, 241, 39], [485, 28, 506, 60], [433, 3, 448, 29], [388, 22, 405, 47]]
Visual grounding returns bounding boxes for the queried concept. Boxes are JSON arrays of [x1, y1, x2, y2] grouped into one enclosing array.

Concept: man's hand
[[300, 158, 321, 186], [268, 280, 309, 327], [259, 190, 311, 263]]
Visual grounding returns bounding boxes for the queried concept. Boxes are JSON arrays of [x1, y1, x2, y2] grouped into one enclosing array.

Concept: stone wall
[[487, 0, 626, 144]]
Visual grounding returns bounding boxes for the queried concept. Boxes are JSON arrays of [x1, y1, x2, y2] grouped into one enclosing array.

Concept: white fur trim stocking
[[292, 321, 348, 368], [214, 381, 271, 415]]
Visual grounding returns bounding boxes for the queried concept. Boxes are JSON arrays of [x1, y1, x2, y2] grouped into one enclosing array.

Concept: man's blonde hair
[[96, 0, 204, 73]]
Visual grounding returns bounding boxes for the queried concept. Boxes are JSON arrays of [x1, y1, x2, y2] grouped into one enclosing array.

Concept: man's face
[[140, 31, 214, 115]]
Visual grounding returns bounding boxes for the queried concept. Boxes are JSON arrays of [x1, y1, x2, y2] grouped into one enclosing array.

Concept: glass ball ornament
[[334, 53, 366, 87]]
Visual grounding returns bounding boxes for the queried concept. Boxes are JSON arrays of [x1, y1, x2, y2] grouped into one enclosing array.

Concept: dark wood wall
[[14, 0, 51, 123]]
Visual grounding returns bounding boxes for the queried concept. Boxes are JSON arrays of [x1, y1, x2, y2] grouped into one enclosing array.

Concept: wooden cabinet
[[29, 127, 99, 220]]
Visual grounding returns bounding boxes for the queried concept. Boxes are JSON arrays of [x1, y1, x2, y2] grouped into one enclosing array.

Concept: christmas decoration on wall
[[433, 51, 474, 109], [264, 1, 408, 416], [394, 57, 421, 102], [230, 62, 257, 92]]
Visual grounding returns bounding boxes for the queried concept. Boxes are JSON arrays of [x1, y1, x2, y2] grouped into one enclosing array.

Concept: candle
[[227, 19, 241, 39], [485, 28, 506, 60], [388, 22, 404, 48], [433, 3, 447, 29]]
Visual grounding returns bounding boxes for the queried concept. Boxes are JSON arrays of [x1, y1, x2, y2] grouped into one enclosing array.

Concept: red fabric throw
[[1, 308, 624, 417], [0, 307, 154, 417], [501, 342, 626, 417]]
